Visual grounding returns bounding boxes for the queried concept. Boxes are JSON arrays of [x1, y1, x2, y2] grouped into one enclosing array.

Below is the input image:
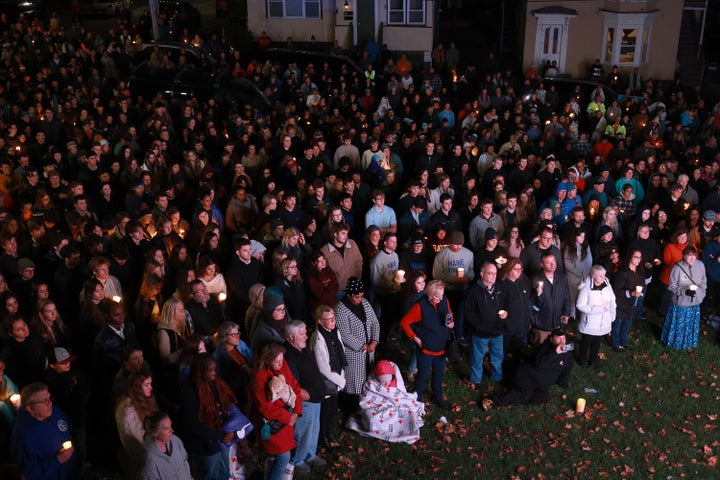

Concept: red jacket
[[252, 360, 303, 454]]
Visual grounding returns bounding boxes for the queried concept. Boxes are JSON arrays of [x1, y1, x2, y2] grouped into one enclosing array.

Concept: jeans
[[196, 450, 229, 480], [292, 400, 321, 466], [414, 349, 446, 401], [470, 335, 503, 384], [266, 451, 291, 480], [611, 317, 633, 347]]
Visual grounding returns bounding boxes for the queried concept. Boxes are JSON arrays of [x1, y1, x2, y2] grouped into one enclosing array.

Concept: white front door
[[533, 12, 575, 73]]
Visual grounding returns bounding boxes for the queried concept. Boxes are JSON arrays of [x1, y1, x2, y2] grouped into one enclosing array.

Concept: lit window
[[388, 0, 425, 25], [601, 11, 654, 66], [268, 0, 320, 18]]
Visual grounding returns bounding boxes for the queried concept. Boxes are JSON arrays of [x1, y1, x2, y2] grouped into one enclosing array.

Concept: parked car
[[0, 0, 46, 19], [133, 41, 217, 67], [91, 0, 127, 16], [542, 77, 620, 107], [128, 62, 272, 112]]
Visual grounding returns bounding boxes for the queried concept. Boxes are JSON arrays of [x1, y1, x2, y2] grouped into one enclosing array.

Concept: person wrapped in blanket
[[345, 360, 425, 444]]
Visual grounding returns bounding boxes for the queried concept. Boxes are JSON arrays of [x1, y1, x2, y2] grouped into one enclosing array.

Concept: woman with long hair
[[251, 343, 301, 480], [399, 270, 427, 380], [275, 226, 310, 272], [196, 255, 227, 299], [30, 299, 72, 354], [245, 283, 266, 339], [611, 249, 646, 352], [562, 227, 593, 319], [181, 353, 239, 480], [116, 373, 158, 478], [76, 278, 106, 369], [658, 226, 690, 316], [498, 225, 525, 259], [134, 273, 164, 353], [304, 251, 339, 315], [272, 258, 308, 323]]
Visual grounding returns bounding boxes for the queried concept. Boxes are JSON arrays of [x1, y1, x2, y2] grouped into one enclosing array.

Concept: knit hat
[[374, 360, 397, 388], [345, 277, 364, 296], [484, 228, 497, 242], [17, 258, 35, 271], [262, 293, 285, 313], [447, 230, 464, 246], [248, 283, 266, 305], [599, 225, 614, 238], [704, 210, 716, 222]]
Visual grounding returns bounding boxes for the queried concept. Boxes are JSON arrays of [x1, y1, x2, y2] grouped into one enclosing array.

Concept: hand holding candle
[[62, 441, 72, 451], [456, 267, 465, 279], [111, 295, 122, 303], [9, 393, 20, 408], [218, 292, 227, 302], [395, 270, 405, 283], [498, 309, 507, 319]]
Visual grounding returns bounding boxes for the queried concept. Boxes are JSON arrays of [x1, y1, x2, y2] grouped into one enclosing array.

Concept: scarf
[[318, 326, 348, 374]]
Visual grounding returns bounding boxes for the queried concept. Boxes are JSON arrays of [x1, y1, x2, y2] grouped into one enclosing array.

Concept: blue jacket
[[12, 407, 78, 480], [701, 240, 720, 283]]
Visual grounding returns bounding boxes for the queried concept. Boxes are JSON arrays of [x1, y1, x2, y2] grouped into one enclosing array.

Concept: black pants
[[376, 292, 400, 344], [319, 393, 339, 441], [579, 333, 603, 366]]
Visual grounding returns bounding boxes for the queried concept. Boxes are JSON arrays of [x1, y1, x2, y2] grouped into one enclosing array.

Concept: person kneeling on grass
[[482, 328, 572, 410]]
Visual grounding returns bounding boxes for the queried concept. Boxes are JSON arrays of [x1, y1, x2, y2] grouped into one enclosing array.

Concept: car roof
[[138, 41, 217, 64]]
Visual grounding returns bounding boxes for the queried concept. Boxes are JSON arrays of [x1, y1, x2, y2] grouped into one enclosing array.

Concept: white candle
[[62, 441, 72, 450], [395, 270, 405, 282], [576, 398, 586, 414], [456, 267, 465, 278], [9, 394, 20, 407], [218, 292, 227, 302], [498, 310, 507, 317], [636, 286, 643, 293], [495, 256, 507, 265], [112, 295, 122, 303], [537, 281, 544, 289], [689, 285, 698, 291]]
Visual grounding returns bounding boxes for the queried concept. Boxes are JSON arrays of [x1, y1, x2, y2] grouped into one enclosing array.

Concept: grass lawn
[[305, 310, 720, 479]]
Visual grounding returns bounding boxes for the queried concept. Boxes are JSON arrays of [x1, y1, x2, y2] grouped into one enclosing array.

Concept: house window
[[268, 0, 320, 18], [601, 11, 654, 66], [388, 0, 425, 25]]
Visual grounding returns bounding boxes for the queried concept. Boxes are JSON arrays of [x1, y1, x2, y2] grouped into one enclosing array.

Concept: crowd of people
[[1, 5, 720, 480]]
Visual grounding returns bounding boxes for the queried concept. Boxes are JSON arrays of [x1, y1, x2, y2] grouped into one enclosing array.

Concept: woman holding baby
[[252, 343, 303, 480]]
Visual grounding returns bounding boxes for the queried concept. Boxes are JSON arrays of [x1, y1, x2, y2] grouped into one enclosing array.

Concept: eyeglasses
[[274, 306, 286, 312], [29, 396, 53, 406], [632, 255, 642, 259], [227, 332, 240, 338]]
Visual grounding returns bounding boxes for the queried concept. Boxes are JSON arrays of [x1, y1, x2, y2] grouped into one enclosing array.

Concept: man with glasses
[[520, 226, 564, 278], [12, 382, 78, 479], [185, 279, 223, 343]]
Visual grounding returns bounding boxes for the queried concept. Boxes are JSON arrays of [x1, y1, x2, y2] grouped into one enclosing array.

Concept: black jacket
[[530, 272, 571, 331], [503, 275, 533, 337], [465, 279, 508, 338]]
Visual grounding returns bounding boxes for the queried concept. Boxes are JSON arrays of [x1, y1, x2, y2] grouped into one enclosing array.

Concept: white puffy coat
[[576, 277, 616, 336]]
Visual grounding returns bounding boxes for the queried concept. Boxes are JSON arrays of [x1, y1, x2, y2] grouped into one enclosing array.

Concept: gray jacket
[[143, 434, 193, 480], [668, 260, 706, 307]]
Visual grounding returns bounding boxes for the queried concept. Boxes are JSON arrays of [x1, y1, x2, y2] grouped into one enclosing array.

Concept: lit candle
[[112, 295, 122, 303], [218, 292, 227, 302], [395, 270, 405, 282], [62, 441, 72, 450], [537, 281, 544, 290], [684, 202, 690, 211], [654, 258, 661, 265], [179, 228, 185, 238], [635, 286, 643, 293], [590, 207, 595, 216], [576, 398, 586, 414], [456, 267, 465, 278], [9, 394, 20, 407], [689, 284, 698, 291], [498, 309, 507, 317], [495, 256, 507, 265]]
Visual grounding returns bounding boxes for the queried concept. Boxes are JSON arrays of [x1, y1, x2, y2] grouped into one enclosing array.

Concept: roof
[[532, 6, 578, 16]]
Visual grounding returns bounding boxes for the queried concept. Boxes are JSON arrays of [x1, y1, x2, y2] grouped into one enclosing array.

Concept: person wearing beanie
[[432, 230, 474, 347], [473, 228, 509, 274], [334, 277, 380, 416], [249, 293, 288, 357]]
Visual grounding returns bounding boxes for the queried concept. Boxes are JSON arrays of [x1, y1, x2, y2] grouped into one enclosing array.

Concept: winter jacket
[[576, 277, 616, 336], [465, 280, 508, 338], [142, 434, 192, 480], [668, 260, 707, 307]]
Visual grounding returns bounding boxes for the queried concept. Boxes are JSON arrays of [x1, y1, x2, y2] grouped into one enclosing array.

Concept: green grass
[[304, 312, 720, 479]]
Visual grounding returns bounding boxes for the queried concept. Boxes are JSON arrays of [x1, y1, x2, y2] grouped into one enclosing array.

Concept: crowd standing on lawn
[[1, 6, 720, 480]]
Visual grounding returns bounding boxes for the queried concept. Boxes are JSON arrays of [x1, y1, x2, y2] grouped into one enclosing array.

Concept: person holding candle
[[473, 228, 508, 274], [482, 328, 572, 410], [0, 359, 19, 462], [433, 231, 474, 347], [562, 227, 593, 320], [369, 232, 402, 345], [465, 262, 508, 388], [530, 252, 572, 346], [11, 382, 78, 479], [662, 246, 706, 350], [611, 250, 645, 352], [576, 265, 616, 368]]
